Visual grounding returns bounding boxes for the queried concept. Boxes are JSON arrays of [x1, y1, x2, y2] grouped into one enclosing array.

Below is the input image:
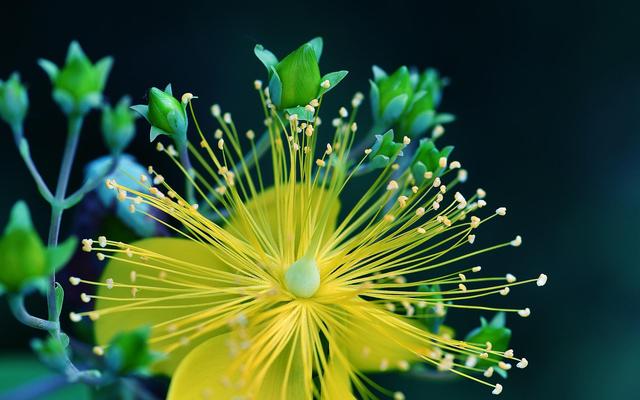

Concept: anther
[[69, 312, 82, 322], [321, 80, 331, 89], [223, 112, 232, 123], [518, 307, 531, 317], [98, 236, 107, 248], [432, 125, 445, 138], [500, 287, 510, 296], [472, 266, 482, 272], [492, 383, 503, 395], [496, 207, 507, 216], [511, 235, 522, 247], [96, 253, 105, 261], [106, 278, 114, 289], [484, 366, 494, 377], [516, 358, 528, 369], [92, 346, 104, 356], [504, 349, 514, 358], [69, 276, 81, 286], [506, 273, 517, 283], [387, 180, 399, 191], [498, 361, 512, 370], [449, 161, 461, 169], [467, 235, 476, 244], [80, 293, 91, 303], [253, 80, 262, 90], [537, 273, 548, 286]]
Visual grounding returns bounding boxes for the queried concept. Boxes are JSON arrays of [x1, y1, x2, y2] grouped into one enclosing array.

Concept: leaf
[[54, 282, 64, 320], [369, 80, 380, 118], [129, 104, 149, 120], [254, 44, 279, 72], [149, 125, 170, 142], [372, 65, 387, 81], [381, 93, 408, 123], [46, 236, 78, 274], [105, 326, 163, 375], [318, 70, 348, 96], [37, 59, 59, 81], [285, 106, 314, 122], [464, 312, 512, 369], [268, 66, 282, 107], [433, 113, 456, 125], [307, 37, 323, 61], [164, 83, 173, 96]]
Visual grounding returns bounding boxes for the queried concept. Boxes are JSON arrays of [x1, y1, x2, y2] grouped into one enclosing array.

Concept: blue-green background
[[1, 0, 638, 399]]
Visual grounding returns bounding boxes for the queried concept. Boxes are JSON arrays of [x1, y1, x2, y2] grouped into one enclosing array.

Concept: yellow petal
[[168, 333, 308, 400], [226, 184, 340, 257], [94, 237, 233, 375], [344, 301, 425, 373], [321, 355, 355, 400]]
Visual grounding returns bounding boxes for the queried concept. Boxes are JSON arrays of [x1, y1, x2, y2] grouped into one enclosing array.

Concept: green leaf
[[54, 282, 64, 320], [307, 37, 323, 61], [130, 104, 149, 120], [285, 106, 314, 122], [37, 59, 59, 81], [254, 44, 279, 72], [381, 93, 408, 123], [318, 70, 348, 96], [46, 235, 78, 274], [433, 113, 456, 125], [372, 65, 387, 81], [268, 66, 282, 107]]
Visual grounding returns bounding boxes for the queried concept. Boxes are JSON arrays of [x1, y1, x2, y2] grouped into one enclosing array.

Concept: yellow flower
[[70, 87, 543, 398]]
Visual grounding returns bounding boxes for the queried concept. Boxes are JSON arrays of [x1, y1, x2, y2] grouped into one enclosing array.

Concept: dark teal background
[[1, 0, 638, 398]]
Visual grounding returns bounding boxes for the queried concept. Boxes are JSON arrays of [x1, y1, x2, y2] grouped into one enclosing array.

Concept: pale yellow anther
[[80, 293, 91, 303], [223, 112, 232, 123], [69, 276, 81, 286], [468, 234, 476, 244], [416, 227, 426, 234], [97, 253, 105, 261], [321, 80, 331, 89], [403, 136, 411, 145], [316, 159, 326, 167], [415, 207, 425, 216], [211, 104, 221, 117], [305, 104, 315, 113], [506, 273, 517, 283], [92, 346, 104, 356], [492, 383, 503, 395], [246, 130, 255, 140], [217, 138, 224, 150], [439, 157, 448, 168], [518, 307, 531, 317], [496, 207, 507, 216], [387, 180, 399, 190]]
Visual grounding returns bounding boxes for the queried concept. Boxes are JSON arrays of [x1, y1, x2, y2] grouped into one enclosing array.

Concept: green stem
[[8, 294, 59, 331], [11, 124, 54, 203], [178, 143, 195, 204], [62, 153, 121, 209]]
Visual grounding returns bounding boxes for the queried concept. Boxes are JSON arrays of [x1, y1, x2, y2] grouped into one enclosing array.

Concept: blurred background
[[1, 0, 638, 399]]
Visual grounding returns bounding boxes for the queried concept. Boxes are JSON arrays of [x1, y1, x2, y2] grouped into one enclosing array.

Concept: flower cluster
[[67, 38, 546, 399]]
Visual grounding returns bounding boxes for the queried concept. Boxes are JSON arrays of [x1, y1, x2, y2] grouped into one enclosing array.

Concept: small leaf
[[372, 65, 387, 81], [149, 125, 170, 142], [254, 44, 279, 72], [285, 106, 314, 122], [433, 113, 456, 125], [307, 37, 323, 61], [381, 93, 408, 123], [268, 67, 282, 107], [318, 70, 348, 96], [369, 80, 380, 120], [54, 282, 64, 320], [130, 104, 149, 120], [37, 59, 59, 81], [164, 83, 173, 96], [47, 236, 78, 274]]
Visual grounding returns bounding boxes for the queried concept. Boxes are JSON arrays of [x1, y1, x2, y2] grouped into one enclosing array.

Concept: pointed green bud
[[285, 256, 320, 298], [410, 139, 454, 184], [369, 129, 404, 169], [0, 201, 47, 292], [371, 66, 413, 124], [0, 72, 29, 128], [0, 201, 77, 293], [131, 84, 188, 143], [104, 326, 163, 375], [39, 41, 112, 115], [275, 43, 321, 109], [101, 96, 137, 153]]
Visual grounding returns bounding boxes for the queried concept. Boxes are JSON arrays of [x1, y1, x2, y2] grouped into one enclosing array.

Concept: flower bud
[[255, 38, 347, 118], [0, 72, 29, 128], [101, 96, 137, 154], [410, 139, 454, 185], [0, 202, 76, 293], [368, 129, 404, 169], [130, 84, 188, 143], [274, 43, 321, 109], [370, 66, 413, 124], [39, 41, 112, 115]]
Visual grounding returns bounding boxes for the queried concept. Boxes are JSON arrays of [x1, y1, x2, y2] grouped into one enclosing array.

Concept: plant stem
[[178, 144, 195, 204], [46, 114, 83, 321], [11, 125, 54, 203], [0, 374, 69, 400], [8, 295, 59, 331]]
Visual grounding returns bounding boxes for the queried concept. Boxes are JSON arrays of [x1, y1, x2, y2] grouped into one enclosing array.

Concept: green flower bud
[[255, 38, 347, 117], [369, 129, 404, 169], [101, 96, 137, 154], [130, 84, 188, 143], [0, 72, 29, 128], [0, 201, 76, 293], [410, 139, 454, 185], [104, 326, 162, 375], [464, 313, 511, 370], [275, 43, 321, 109], [370, 66, 413, 124], [38, 41, 113, 115], [398, 68, 454, 137]]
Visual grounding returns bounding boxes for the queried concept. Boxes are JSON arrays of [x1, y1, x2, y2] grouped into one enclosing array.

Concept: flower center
[[284, 256, 320, 298]]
